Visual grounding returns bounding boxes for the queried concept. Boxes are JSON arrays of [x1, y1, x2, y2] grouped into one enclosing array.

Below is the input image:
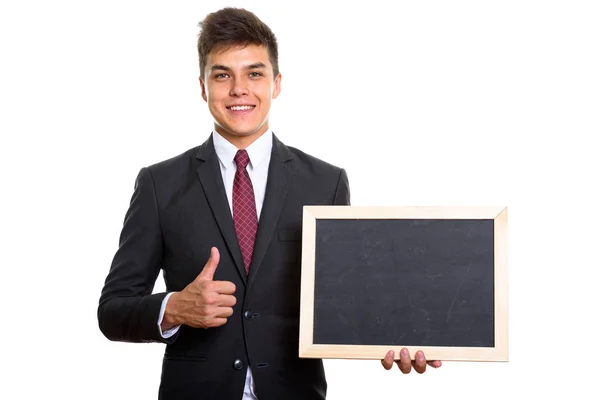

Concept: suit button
[[233, 359, 244, 370], [244, 311, 251, 319]]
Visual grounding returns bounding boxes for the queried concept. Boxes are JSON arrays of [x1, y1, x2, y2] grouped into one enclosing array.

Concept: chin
[[228, 126, 265, 137]]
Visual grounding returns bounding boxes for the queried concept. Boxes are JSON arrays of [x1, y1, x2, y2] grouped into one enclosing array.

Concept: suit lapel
[[247, 135, 294, 288], [195, 136, 247, 284]]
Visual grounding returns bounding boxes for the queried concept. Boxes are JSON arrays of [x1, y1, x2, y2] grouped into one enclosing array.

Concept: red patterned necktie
[[233, 149, 258, 274]]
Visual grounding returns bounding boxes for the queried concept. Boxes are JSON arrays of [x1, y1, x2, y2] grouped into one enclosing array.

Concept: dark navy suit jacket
[[98, 133, 350, 399]]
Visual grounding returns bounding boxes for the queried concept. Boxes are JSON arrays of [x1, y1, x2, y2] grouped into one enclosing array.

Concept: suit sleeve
[[97, 167, 178, 344], [333, 168, 351, 206]]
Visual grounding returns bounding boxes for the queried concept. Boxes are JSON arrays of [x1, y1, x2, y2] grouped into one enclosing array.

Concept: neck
[[215, 126, 269, 149]]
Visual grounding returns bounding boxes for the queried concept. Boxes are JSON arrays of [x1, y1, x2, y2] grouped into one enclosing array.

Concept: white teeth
[[230, 105, 253, 111]]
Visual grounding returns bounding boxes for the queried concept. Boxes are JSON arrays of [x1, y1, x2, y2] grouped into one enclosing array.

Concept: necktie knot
[[234, 150, 250, 170]]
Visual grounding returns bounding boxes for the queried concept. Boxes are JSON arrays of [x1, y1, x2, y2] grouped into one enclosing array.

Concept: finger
[[197, 247, 220, 281], [396, 348, 412, 374], [381, 350, 394, 370], [212, 280, 237, 295], [413, 350, 427, 374], [427, 360, 443, 368], [216, 294, 237, 308], [208, 317, 228, 327], [214, 306, 234, 318]]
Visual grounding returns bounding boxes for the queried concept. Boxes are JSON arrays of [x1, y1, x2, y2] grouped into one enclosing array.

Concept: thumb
[[197, 247, 220, 281]]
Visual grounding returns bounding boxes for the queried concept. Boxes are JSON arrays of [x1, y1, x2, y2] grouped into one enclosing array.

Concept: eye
[[249, 72, 263, 78], [214, 73, 229, 79]]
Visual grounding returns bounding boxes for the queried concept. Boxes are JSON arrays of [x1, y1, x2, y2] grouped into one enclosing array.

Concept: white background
[[1, 0, 599, 398]]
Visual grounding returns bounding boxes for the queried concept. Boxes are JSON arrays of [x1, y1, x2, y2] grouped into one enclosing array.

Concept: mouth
[[226, 105, 256, 113]]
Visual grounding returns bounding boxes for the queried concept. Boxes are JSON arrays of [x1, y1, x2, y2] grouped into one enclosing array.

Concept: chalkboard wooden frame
[[299, 206, 508, 362]]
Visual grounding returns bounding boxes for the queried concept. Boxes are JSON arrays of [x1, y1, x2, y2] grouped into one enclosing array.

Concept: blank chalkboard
[[299, 206, 508, 362]]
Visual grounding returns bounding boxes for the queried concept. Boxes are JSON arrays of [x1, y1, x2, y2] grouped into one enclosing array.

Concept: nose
[[229, 77, 249, 97]]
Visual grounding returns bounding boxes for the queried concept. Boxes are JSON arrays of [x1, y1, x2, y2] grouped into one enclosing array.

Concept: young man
[[98, 7, 440, 400]]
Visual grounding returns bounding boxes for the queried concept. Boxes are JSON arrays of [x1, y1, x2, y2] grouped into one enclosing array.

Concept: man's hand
[[161, 247, 237, 330], [381, 348, 442, 374]]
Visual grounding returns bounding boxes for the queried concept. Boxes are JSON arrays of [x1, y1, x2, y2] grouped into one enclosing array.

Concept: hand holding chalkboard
[[381, 348, 442, 373]]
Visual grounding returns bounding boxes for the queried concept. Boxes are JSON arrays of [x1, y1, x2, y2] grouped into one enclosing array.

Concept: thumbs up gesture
[[161, 247, 237, 330]]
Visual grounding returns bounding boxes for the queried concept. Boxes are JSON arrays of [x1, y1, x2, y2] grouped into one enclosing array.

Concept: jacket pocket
[[278, 229, 301, 242]]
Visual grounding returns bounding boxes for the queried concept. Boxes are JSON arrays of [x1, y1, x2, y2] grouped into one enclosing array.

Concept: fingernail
[[401, 348, 408, 357], [387, 350, 393, 358]]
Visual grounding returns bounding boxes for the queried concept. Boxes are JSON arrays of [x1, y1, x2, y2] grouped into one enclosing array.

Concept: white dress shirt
[[157, 130, 273, 399]]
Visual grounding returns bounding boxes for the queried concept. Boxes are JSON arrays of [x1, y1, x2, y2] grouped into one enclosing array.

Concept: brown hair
[[197, 8, 279, 79]]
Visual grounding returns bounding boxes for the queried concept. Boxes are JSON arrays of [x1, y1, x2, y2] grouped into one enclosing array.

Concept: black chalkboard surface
[[298, 206, 508, 362]]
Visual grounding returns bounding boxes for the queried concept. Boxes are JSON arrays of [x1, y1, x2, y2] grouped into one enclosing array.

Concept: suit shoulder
[[286, 146, 344, 176], [147, 146, 199, 170], [283, 144, 350, 204], [142, 146, 201, 181]]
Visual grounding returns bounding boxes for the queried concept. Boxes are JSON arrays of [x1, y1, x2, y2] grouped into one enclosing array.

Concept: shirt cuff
[[158, 292, 180, 338]]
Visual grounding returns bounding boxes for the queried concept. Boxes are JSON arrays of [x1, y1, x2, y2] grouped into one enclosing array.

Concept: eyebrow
[[245, 62, 267, 70], [210, 62, 267, 72]]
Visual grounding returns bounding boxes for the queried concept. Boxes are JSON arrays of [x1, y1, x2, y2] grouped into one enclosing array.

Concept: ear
[[272, 73, 282, 99], [199, 77, 208, 102]]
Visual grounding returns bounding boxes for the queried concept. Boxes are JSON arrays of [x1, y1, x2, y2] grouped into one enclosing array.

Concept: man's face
[[200, 44, 281, 146]]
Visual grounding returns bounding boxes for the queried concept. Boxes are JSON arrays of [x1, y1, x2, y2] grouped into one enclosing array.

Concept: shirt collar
[[212, 130, 273, 170]]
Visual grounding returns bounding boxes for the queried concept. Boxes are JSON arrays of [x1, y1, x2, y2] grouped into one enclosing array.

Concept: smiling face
[[199, 44, 281, 149]]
